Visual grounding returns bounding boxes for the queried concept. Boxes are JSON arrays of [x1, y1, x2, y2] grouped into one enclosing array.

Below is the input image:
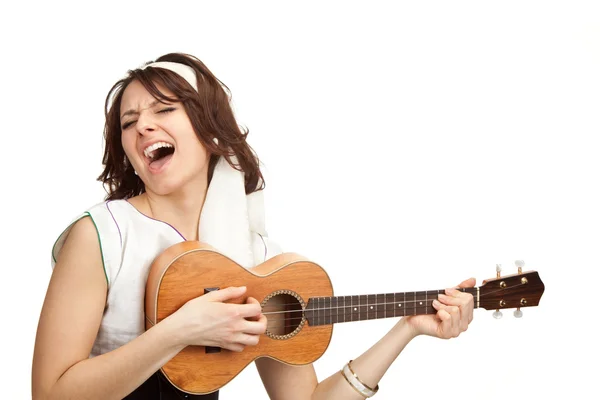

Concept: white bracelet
[[340, 360, 379, 398]]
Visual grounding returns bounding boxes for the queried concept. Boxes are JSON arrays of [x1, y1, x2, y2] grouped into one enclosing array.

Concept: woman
[[32, 52, 475, 399]]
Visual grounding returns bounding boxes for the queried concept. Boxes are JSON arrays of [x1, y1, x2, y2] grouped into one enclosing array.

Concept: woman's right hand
[[165, 286, 267, 352]]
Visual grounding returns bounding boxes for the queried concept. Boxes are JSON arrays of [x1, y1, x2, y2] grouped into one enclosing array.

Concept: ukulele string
[[259, 291, 476, 312], [260, 296, 466, 313], [260, 291, 478, 314], [260, 283, 524, 313], [260, 282, 527, 327]]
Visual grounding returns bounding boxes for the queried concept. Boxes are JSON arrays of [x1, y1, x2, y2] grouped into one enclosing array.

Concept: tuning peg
[[493, 264, 505, 318], [515, 260, 525, 274], [513, 309, 523, 318]]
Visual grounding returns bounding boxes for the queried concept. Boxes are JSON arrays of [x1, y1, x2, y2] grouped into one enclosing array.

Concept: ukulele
[[145, 241, 545, 395]]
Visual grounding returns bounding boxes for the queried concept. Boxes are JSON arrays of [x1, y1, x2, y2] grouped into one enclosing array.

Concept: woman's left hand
[[404, 278, 476, 339]]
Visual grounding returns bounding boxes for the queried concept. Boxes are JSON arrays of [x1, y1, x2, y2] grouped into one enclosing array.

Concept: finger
[[433, 301, 460, 338], [244, 297, 263, 321], [457, 278, 476, 289], [257, 312, 268, 327], [437, 293, 463, 307], [443, 288, 474, 304], [235, 302, 263, 318], [240, 318, 267, 335], [232, 333, 261, 347], [204, 286, 247, 302], [449, 306, 461, 337], [433, 301, 455, 320], [222, 343, 245, 352], [246, 296, 260, 305], [441, 291, 473, 328], [436, 308, 451, 323], [435, 308, 453, 338]]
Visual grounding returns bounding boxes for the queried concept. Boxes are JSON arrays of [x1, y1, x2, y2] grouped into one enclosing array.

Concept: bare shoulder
[[32, 215, 107, 398], [57, 215, 103, 262]]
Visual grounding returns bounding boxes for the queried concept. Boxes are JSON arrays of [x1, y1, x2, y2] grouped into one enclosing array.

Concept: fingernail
[[432, 300, 440, 307], [445, 288, 453, 295]]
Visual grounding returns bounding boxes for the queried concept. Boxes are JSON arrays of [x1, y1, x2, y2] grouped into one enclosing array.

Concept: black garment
[[124, 371, 219, 400]]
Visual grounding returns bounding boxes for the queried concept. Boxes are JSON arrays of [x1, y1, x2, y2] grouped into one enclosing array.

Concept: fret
[[332, 296, 338, 324], [305, 299, 314, 326], [367, 294, 376, 320], [324, 297, 331, 325], [351, 295, 358, 322], [415, 291, 427, 315], [317, 297, 321, 326], [385, 293, 394, 319], [405, 292, 415, 316], [427, 290, 440, 314], [393, 292, 400, 318], [358, 295, 366, 321], [376, 294, 385, 320], [345, 295, 351, 322]]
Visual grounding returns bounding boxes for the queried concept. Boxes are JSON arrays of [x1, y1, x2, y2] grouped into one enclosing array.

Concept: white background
[[1, 1, 598, 398]]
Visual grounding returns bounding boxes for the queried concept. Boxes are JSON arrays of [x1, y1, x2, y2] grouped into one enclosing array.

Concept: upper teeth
[[144, 141, 173, 159]]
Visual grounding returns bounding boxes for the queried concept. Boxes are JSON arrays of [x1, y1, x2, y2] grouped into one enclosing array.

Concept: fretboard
[[304, 288, 478, 326]]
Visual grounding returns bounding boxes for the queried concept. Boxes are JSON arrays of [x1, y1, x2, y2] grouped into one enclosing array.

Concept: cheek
[[181, 139, 209, 165], [121, 132, 137, 159]]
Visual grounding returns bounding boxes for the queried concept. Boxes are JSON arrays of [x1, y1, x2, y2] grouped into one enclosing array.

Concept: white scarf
[[199, 156, 267, 268]]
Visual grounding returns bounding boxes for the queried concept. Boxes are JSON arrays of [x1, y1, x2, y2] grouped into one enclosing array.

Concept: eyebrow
[[121, 100, 160, 120]]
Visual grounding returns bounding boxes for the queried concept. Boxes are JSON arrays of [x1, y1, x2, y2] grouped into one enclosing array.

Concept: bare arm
[[31, 217, 186, 400], [255, 318, 416, 400], [256, 279, 475, 399], [33, 216, 267, 400]]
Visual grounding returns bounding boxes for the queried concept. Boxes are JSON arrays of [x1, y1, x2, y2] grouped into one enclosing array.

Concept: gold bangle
[[340, 360, 379, 398]]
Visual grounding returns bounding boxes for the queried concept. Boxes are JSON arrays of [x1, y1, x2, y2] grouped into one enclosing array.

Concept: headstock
[[479, 260, 545, 318]]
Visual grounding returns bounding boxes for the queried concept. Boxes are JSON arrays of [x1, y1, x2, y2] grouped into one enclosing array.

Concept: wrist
[[157, 314, 188, 351], [394, 317, 420, 340]]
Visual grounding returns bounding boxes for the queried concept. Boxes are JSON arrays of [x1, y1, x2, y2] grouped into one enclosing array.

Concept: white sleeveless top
[[51, 199, 282, 357]]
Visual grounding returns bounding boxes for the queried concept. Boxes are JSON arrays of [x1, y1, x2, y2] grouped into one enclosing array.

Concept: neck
[[305, 287, 479, 326], [140, 173, 209, 241]]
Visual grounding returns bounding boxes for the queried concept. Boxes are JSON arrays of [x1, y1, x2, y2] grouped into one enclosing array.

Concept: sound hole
[[263, 292, 305, 340]]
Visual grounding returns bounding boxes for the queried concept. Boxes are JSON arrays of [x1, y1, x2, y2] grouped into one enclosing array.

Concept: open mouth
[[143, 141, 175, 170]]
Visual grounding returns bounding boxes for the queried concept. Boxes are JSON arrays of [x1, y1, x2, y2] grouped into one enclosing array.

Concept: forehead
[[120, 80, 174, 114]]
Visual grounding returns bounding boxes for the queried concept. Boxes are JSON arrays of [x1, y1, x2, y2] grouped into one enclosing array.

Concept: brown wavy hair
[[98, 52, 264, 200]]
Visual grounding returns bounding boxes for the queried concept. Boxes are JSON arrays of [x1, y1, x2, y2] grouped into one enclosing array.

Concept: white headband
[[141, 61, 199, 91]]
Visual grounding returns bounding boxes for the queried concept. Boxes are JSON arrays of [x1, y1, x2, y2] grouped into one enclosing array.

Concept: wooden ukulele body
[[145, 241, 334, 395]]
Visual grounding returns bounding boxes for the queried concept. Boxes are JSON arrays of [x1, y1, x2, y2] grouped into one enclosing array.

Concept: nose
[[135, 110, 157, 135]]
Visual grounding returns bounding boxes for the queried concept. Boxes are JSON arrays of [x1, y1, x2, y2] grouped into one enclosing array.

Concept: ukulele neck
[[305, 288, 478, 326]]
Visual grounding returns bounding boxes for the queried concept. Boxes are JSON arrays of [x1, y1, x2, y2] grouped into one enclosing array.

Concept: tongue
[[149, 153, 173, 170]]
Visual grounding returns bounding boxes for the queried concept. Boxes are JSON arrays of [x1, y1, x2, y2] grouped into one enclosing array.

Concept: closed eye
[[158, 107, 176, 113], [120, 107, 177, 130], [122, 120, 136, 130]]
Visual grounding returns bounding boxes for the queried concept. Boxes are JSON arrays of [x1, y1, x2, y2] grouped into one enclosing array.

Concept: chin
[[145, 180, 183, 197]]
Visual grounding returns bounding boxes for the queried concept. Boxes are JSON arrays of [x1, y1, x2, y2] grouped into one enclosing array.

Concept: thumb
[[457, 278, 476, 288], [203, 286, 247, 302], [246, 296, 260, 305]]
